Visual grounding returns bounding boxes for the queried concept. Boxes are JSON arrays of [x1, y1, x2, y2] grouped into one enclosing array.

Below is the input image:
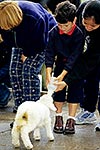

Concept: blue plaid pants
[[9, 48, 45, 107]]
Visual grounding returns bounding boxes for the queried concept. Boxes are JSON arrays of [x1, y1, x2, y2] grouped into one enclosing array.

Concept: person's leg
[[52, 62, 66, 134], [98, 93, 100, 114], [54, 101, 64, 113], [9, 48, 23, 112], [76, 67, 100, 124], [63, 103, 78, 134], [64, 80, 84, 134], [94, 94, 100, 131], [9, 51, 45, 129], [0, 83, 11, 106], [68, 103, 79, 117], [53, 87, 66, 134], [0, 63, 10, 82], [0, 64, 11, 106], [83, 69, 99, 112], [94, 69, 100, 131], [22, 51, 45, 102]]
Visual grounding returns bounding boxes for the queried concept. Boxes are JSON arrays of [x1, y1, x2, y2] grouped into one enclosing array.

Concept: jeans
[[0, 64, 11, 106]]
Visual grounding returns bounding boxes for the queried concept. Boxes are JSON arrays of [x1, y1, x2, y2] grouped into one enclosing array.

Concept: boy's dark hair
[[82, 0, 100, 24], [54, 0, 76, 24]]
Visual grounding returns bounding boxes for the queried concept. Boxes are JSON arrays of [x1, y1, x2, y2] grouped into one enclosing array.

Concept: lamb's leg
[[21, 126, 33, 149], [11, 125, 20, 147], [45, 118, 54, 141], [34, 128, 41, 141]]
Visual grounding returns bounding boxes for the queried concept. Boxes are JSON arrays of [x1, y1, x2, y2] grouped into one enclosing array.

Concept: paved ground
[[0, 98, 100, 150]]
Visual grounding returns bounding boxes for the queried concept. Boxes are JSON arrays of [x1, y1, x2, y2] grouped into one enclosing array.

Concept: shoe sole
[[53, 129, 63, 134], [75, 120, 96, 125], [95, 127, 100, 131]]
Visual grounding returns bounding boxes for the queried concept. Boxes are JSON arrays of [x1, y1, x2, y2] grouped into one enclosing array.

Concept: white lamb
[[11, 94, 56, 149]]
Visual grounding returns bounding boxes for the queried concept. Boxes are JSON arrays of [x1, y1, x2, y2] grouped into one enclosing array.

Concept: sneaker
[[53, 116, 63, 134], [75, 108, 84, 118], [63, 118, 75, 134], [95, 122, 100, 131], [75, 110, 97, 125]]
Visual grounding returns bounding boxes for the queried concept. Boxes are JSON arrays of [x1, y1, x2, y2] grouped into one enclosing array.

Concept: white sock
[[56, 113, 62, 116], [68, 116, 75, 120]]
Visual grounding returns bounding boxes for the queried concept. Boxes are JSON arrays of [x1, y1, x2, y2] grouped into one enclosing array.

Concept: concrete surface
[[0, 99, 100, 150]]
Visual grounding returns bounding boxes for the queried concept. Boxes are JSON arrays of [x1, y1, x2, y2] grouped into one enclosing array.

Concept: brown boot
[[53, 116, 63, 134], [63, 118, 75, 134]]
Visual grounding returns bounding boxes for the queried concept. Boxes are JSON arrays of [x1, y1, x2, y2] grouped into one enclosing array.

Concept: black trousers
[[81, 66, 100, 113]]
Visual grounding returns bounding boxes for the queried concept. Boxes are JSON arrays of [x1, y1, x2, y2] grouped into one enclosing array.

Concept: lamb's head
[[39, 94, 57, 111]]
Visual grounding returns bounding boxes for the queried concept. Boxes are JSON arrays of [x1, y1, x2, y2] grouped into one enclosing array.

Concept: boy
[[45, 1, 85, 134]]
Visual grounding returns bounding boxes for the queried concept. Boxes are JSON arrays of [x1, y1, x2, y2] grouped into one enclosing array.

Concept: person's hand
[[46, 75, 51, 88], [46, 67, 52, 88], [54, 81, 67, 92], [21, 54, 27, 62], [56, 70, 68, 82], [56, 74, 64, 82]]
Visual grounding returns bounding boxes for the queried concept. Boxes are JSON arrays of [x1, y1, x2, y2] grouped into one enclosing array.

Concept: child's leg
[[64, 80, 84, 134], [53, 87, 66, 134]]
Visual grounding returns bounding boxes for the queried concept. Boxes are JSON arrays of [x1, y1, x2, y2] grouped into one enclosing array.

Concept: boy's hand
[[54, 81, 67, 92]]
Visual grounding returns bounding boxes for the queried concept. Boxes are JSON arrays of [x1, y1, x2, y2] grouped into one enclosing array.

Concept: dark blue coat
[[45, 26, 85, 72], [1, 1, 57, 57]]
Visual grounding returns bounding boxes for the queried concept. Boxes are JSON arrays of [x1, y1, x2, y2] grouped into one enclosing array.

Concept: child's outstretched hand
[[54, 81, 67, 92]]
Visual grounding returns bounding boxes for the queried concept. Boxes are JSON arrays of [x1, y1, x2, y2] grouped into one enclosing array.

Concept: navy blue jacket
[[1, 1, 57, 57], [45, 26, 85, 72]]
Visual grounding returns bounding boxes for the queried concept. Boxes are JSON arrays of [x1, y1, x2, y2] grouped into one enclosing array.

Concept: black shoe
[[10, 121, 14, 129], [63, 118, 75, 134], [53, 116, 63, 134], [13, 106, 18, 113], [95, 123, 100, 131]]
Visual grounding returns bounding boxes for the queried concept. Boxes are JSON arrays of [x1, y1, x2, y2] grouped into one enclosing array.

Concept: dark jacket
[[64, 25, 100, 85], [0, 39, 12, 86], [1, 1, 57, 57], [45, 26, 85, 72], [0, 41, 12, 68]]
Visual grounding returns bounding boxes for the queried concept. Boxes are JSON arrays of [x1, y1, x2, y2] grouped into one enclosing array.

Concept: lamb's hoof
[[49, 139, 54, 142], [49, 137, 54, 142], [13, 144, 20, 148], [34, 137, 40, 141], [26, 145, 33, 150]]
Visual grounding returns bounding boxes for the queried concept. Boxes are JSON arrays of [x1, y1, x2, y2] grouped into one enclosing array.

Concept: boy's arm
[[46, 67, 52, 86], [55, 52, 100, 91]]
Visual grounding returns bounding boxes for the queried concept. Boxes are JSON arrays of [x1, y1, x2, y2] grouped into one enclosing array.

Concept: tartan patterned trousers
[[9, 48, 45, 107]]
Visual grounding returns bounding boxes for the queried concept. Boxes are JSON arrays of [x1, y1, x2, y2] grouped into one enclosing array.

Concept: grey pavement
[[0, 99, 100, 150]]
